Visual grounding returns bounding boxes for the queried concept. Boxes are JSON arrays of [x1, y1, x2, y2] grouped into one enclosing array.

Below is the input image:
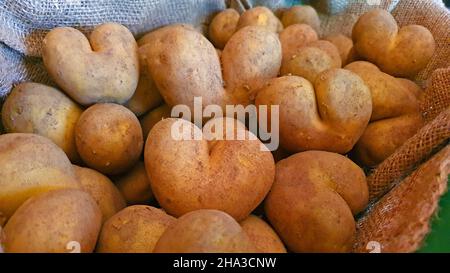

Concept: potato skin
[[73, 165, 126, 223], [115, 162, 154, 205], [209, 9, 240, 49], [352, 9, 435, 77], [75, 103, 143, 175], [42, 23, 139, 105], [324, 34, 357, 65], [3, 189, 102, 253], [237, 7, 283, 33], [96, 205, 175, 253], [140, 104, 171, 139], [2, 82, 82, 162], [154, 210, 257, 253], [240, 215, 286, 253], [281, 5, 320, 33], [144, 117, 275, 221], [255, 69, 372, 154], [0, 133, 80, 222], [265, 151, 368, 252], [345, 61, 424, 166], [142, 25, 281, 109], [279, 24, 318, 63]]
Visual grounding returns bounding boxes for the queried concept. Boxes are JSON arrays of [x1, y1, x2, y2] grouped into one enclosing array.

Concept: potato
[[142, 24, 281, 109], [42, 23, 139, 105], [3, 189, 101, 253], [345, 61, 424, 166], [154, 209, 257, 253], [73, 165, 126, 223], [140, 104, 171, 139], [124, 47, 163, 116], [279, 24, 318, 63], [255, 69, 372, 154], [237, 7, 283, 33], [96, 205, 175, 253], [2, 82, 82, 162], [137, 24, 196, 47], [115, 162, 154, 205], [265, 151, 369, 252], [281, 5, 320, 33], [240, 215, 286, 253], [209, 9, 240, 49], [144, 117, 275, 221], [0, 133, 80, 223], [75, 103, 143, 175], [324, 34, 357, 65], [352, 9, 435, 77]]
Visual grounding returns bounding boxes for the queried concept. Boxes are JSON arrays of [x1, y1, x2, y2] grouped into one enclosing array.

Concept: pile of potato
[[0, 5, 435, 253]]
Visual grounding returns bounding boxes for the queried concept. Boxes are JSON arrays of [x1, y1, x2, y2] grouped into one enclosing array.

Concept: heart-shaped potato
[[42, 23, 139, 105], [255, 69, 372, 154], [345, 61, 424, 166], [144, 117, 275, 221], [352, 9, 435, 77], [279, 24, 341, 83], [141, 24, 281, 110], [265, 151, 369, 253]]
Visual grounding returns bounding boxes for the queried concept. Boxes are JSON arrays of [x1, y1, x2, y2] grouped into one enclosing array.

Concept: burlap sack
[[0, 0, 448, 252]]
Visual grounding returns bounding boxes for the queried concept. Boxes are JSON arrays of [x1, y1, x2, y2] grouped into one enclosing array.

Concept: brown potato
[[0, 133, 80, 223], [240, 215, 286, 253], [140, 104, 171, 139], [281, 5, 320, 33], [75, 103, 143, 175], [237, 7, 283, 33], [255, 69, 372, 154], [1, 82, 82, 162], [96, 205, 175, 253], [142, 24, 281, 110], [352, 9, 435, 77], [281, 39, 342, 83], [115, 162, 154, 205], [324, 34, 357, 65], [345, 61, 424, 166], [42, 23, 139, 105], [3, 189, 102, 253], [73, 165, 126, 223], [154, 209, 257, 253], [209, 9, 240, 49], [265, 151, 369, 252], [144, 117, 275, 221], [279, 24, 318, 63]]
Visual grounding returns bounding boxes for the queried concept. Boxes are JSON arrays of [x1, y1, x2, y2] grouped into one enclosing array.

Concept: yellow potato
[[144, 117, 275, 221], [353, 9, 435, 77], [1, 82, 82, 162], [154, 209, 257, 253], [140, 104, 171, 139], [3, 189, 102, 253], [115, 162, 154, 205], [255, 69, 372, 154], [281, 5, 320, 33], [240, 215, 286, 253], [73, 165, 126, 223], [75, 103, 143, 175], [42, 23, 139, 105], [324, 34, 357, 65], [265, 151, 369, 252], [279, 23, 318, 63], [209, 9, 240, 49], [142, 24, 281, 110], [237, 7, 283, 33], [96, 205, 175, 253], [0, 133, 80, 223]]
